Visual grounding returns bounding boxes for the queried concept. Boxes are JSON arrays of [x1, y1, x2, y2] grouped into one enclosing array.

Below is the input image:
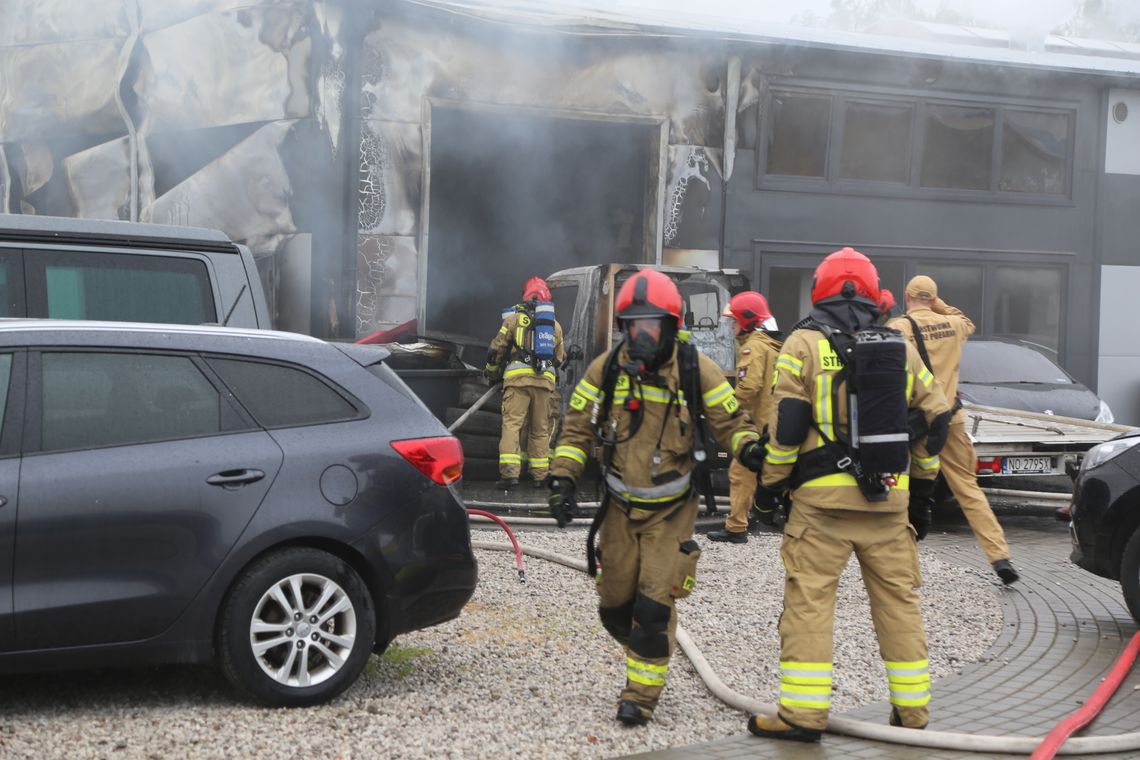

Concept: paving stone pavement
[[625, 514, 1140, 759]]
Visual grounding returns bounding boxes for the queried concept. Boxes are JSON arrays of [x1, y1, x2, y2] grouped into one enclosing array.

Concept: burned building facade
[[2, 0, 1139, 422]]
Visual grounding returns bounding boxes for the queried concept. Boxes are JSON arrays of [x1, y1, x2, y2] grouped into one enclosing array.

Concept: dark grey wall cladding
[[1099, 173, 1140, 266], [722, 56, 1117, 387]]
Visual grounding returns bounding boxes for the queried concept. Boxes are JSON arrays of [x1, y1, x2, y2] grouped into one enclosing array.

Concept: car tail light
[[976, 456, 1003, 475], [391, 436, 464, 485]]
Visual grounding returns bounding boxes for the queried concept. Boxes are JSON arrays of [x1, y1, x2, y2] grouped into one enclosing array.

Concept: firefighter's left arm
[[906, 344, 953, 478], [696, 353, 759, 458], [733, 339, 768, 411]]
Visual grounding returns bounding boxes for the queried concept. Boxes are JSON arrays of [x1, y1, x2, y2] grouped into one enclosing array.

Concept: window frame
[[753, 245, 1071, 362], [756, 80, 1076, 205], [24, 348, 257, 455]]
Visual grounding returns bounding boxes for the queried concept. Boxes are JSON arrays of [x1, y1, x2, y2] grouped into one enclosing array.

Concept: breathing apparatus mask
[[621, 316, 676, 371]]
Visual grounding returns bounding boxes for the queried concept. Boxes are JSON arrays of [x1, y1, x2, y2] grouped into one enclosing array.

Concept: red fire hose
[[466, 508, 526, 581], [1029, 630, 1140, 760]]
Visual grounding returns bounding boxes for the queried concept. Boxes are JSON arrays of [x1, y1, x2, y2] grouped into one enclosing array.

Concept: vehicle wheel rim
[[249, 572, 358, 688]]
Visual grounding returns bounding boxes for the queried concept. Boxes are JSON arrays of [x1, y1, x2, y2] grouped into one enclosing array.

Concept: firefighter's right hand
[[908, 478, 935, 540], [754, 483, 783, 521], [482, 363, 500, 384], [737, 440, 766, 472], [547, 477, 578, 528]]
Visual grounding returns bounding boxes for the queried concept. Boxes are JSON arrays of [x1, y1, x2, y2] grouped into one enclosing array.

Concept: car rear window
[[29, 250, 215, 325], [961, 342, 1073, 384], [207, 358, 362, 428]]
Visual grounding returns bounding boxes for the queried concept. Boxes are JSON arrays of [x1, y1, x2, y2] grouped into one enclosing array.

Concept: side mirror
[[567, 344, 584, 361]]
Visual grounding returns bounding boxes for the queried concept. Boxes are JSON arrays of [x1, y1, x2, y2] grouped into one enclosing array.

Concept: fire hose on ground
[[466, 530, 1140, 756]]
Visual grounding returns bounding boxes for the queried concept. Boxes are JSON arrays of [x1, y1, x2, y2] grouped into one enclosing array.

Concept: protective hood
[[809, 297, 880, 334]]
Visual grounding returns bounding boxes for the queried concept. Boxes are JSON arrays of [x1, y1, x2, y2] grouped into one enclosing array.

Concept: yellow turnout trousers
[[596, 495, 700, 712], [498, 385, 554, 480], [725, 458, 756, 533], [777, 503, 930, 731], [939, 415, 1010, 564]]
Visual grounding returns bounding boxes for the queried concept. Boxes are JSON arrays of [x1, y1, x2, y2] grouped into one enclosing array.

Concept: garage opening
[[425, 106, 656, 346]]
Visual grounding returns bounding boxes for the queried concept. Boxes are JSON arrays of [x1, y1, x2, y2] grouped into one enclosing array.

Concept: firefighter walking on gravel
[[545, 269, 766, 726], [750, 248, 953, 743], [708, 292, 783, 543], [889, 275, 1021, 585], [484, 277, 565, 491]]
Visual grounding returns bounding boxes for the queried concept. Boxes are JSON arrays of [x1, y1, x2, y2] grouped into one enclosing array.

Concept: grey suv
[[0, 214, 270, 329], [0, 321, 477, 706]]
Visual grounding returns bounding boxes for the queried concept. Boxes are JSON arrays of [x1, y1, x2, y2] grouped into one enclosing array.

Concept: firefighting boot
[[992, 559, 1020, 585], [616, 700, 652, 726], [747, 714, 822, 743], [494, 477, 519, 491], [706, 529, 748, 544], [890, 707, 927, 730]]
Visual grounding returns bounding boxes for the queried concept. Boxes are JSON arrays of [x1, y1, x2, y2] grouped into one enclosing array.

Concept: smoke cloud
[[454, 0, 1140, 41]]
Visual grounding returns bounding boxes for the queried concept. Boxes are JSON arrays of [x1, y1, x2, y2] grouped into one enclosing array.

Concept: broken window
[[767, 92, 831, 178], [1000, 110, 1070, 195], [839, 100, 913, 183], [920, 105, 994, 191]]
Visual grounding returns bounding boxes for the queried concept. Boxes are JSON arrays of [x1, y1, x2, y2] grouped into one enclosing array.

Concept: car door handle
[[207, 469, 266, 487]]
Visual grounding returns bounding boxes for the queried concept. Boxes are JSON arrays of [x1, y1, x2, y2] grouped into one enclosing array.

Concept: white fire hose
[[469, 534, 1140, 755]]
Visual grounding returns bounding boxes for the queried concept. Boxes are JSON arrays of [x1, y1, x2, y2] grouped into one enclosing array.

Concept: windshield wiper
[[222, 284, 248, 327]]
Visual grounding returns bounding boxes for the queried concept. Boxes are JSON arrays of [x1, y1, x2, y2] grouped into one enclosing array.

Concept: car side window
[[207, 358, 361, 428], [41, 352, 233, 452]]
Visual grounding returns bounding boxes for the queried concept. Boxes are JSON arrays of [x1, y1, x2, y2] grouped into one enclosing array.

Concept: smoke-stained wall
[[352, 5, 730, 336], [0, 0, 357, 336]]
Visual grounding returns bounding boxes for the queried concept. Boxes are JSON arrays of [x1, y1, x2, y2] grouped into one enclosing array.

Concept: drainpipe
[[719, 55, 741, 271], [113, 0, 141, 221]]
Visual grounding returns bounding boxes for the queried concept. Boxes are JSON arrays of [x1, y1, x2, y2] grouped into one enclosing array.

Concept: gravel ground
[[0, 527, 1004, 760]]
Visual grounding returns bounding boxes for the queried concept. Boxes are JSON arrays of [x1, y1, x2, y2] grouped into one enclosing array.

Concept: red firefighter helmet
[[725, 291, 773, 332], [614, 269, 683, 327], [878, 288, 896, 314], [522, 277, 551, 302], [810, 247, 881, 305]]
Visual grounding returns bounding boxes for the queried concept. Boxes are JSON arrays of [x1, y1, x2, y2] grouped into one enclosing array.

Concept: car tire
[[217, 547, 376, 707], [1120, 530, 1140, 625]]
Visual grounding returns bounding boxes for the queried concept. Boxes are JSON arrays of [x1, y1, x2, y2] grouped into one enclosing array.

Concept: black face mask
[[623, 319, 675, 371]]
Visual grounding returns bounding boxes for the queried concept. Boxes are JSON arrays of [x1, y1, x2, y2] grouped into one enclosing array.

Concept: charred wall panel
[[353, 11, 729, 337], [1, 0, 358, 337]]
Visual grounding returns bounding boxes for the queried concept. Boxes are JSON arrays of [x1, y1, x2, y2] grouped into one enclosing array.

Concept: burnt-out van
[[0, 215, 270, 329]]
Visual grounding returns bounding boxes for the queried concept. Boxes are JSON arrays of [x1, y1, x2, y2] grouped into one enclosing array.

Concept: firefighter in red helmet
[[547, 268, 765, 726], [708, 291, 783, 543], [749, 248, 952, 742], [484, 276, 565, 490]]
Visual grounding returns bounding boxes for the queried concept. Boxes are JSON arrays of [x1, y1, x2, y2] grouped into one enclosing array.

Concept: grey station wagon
[[0, 321, 477, 706]]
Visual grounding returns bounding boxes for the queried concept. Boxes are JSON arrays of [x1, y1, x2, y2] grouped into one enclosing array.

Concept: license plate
[[1002, 456, 1053, 475]]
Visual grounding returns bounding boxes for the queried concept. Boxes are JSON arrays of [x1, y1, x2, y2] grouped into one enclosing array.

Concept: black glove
[[908, 478, 935, 540], [482, 363, 500, 384], [737, 440, 766, 473], [566, 345, 584, 361], [753, 483, 784, 526], [548, 477, 578, 528]]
